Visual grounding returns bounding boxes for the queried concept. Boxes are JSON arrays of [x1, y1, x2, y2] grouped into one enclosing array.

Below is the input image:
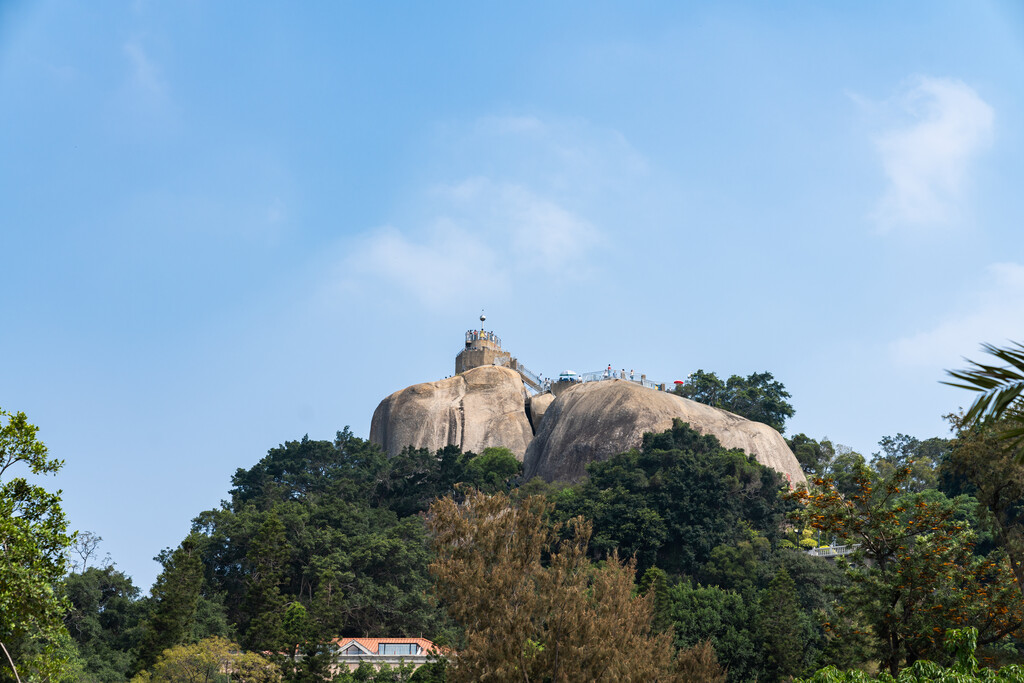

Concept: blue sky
[[3, 1, 1024, 590]]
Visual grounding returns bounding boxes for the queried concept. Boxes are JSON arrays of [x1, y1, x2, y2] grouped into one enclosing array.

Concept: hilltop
[[370, 322, 805, 485]]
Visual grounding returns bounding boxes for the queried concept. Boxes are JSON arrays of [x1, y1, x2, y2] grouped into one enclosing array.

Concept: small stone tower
[[456, 313, 511, 374]]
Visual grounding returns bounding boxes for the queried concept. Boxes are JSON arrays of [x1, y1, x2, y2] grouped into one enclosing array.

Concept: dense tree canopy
[[555, 419, 793, 575], [792, 464, 1024, 676], [797, 628, 1024, 682], [188, 432, 451, 677], [871, 433, 950, 493], [132, 636, 279, 683], [674, 370, 795, 433], [0, 407, 76, 682], [46, 388, 1024, 681], [425, 489, 725, 682], [943, 413, 1024, 591], [64, 565, 145, 682]]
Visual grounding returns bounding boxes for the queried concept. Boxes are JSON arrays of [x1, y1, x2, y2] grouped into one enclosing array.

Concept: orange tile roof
[[333, 637, 439, 655]]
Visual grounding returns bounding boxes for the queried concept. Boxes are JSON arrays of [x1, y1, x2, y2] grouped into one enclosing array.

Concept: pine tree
[[242, 513, 290, 653], [136, 534, 205, 671], [638, 566, 673, 636], [757, 567, 805, 679]]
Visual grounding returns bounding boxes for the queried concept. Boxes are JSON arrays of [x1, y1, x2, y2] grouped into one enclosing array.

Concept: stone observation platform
[[456, 313, 667, 396]]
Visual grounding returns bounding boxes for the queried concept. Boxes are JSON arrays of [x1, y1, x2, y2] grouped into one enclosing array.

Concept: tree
[[796, 627, 1024, 682], [725, 372, 796, 434], [333, 661, 421, 683], [557, 420, 792, 576], [183, 430, 473, 680], [698, 535, 770, 595], [0, 406, 76, 682], [675, 370, 795, 433], [791, 465, 1024, 676], [463, 447, 520, 493], [673, 370, 728, 407], [757, 568, 805, 680], [425, 489, 715, 682], [136, 535, 208, 671], [638, 567, 673, 636], [944, 412, 1024, 591], [241, 514, 289, 653], [674, 641, 727, 683], [666, 580, 760, 681], [765, 550, 864, 673], [64, 564, 146, 681], [788, 434, 836, 477], [133, 636, 279, 683], [945, 341, 1024, 458], [871, 434, 947, 493], [825, 445, 870, 499], [69, 531, 109, 574]]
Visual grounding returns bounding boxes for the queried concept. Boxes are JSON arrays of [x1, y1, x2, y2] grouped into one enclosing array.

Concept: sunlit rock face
[[370, 365, 534, 460], [527, 392, 555, 433], [371, 370, 805, 486], [522, 379, 806, 485]]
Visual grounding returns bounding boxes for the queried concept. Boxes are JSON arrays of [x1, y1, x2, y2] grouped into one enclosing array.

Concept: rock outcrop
[[527, 393, 555, 433], [522, 379, 805, 485], [370, 365, 534, 460]]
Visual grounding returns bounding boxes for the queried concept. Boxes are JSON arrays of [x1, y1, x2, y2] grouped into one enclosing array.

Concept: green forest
[[5, 344, 1024, 682]]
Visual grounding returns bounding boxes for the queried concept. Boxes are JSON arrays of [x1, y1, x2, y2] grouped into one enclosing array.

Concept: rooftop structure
[[454, 314, 665, 396], [455, 312, 512, 375], [455, 314, 548, 394], [333, 637, 440, 673]]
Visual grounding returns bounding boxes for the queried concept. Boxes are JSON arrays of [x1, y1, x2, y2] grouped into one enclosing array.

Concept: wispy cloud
[[342, 180, 599, 309], [432, 178, 600, 274], [890, 262, 1024, 368], [345, 221, 503, 309], [335, 116, 645, 309], [123, 39, 167, 100], [870, 77, 993, 228]]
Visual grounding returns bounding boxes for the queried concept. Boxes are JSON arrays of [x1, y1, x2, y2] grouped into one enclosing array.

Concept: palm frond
[[944, 342, 1024, 459]]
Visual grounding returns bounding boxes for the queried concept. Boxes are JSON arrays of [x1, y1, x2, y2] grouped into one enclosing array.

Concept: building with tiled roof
[[332, 637, 440, 672]]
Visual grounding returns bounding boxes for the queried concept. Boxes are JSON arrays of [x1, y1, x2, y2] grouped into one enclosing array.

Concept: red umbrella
[[674, 380, 684, 385]]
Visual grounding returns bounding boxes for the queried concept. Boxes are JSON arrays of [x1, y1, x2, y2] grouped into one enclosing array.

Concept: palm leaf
[[944, 342, 1024, 459]]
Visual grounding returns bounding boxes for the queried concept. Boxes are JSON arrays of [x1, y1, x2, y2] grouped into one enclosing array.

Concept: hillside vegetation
[[6, 354, 1024, 681]]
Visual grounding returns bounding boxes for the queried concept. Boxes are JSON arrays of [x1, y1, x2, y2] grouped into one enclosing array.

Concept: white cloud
[[123, 40, 167, 100], [890, 262, 1024, 368], [432, 178, 600, 274], [344, 221, 504, 309], [341, 180, 599, 309], [335, 116, 644, 309], [871, 77, 993, 228]]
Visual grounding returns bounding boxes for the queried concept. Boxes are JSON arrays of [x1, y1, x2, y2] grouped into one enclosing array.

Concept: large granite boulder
[[370, 365, 534, 460], [527, 392, 555, 433], [522, 379, 805, 485]]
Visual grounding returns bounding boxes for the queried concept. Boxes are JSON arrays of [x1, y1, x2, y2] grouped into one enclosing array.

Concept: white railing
[[562, 370, 667, 391], [469, 331, 668, 394], [466, 329, 501, 347], [515, 363, 545, 392], [806, 544, 860, 558]]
